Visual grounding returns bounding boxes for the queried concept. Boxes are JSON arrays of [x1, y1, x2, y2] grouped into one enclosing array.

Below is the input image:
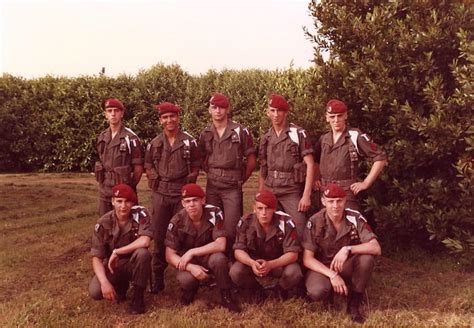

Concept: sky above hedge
[[1, 0, 316, 78]]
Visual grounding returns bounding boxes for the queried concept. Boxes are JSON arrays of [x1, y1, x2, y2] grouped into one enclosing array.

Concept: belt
[[268, 170, 293, 179], [208, 168, 241, 179], [157, 180, 185, 190], [321, 178, 356, 187]]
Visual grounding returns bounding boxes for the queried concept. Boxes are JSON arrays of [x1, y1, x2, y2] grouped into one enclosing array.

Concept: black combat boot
[[254, 285, 268, 304], [220, 289, 241, 313], [347, 291, 364, 323], [180, 288, 197, 306], [115, 280, 129, 303], [128, 285, 146, 315], [150, 274, 164, 294]]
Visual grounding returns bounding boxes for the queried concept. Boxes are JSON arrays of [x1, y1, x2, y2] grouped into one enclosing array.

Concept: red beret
[[209, 93, 230, 109], [181, 183, 205, 199], [155, 102, 181, 116], [255, 190, 277, 209], [326, 99, 347, 113], [268, 93, 289, 112], [112, 184, 137, 204], [104, 98, 125, 111], [323, 183, 346, 198]]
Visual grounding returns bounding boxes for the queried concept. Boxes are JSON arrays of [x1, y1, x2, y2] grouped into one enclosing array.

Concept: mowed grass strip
[[0, 173, 472, 327]]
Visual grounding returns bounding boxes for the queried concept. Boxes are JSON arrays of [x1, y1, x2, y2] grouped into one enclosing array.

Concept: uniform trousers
[[205, 179, 242, 252], [151, 191, 181, 279], [89, 248, 151, 300], [229, 261, 303, 290], [305, 254, 374, 301], [176, 253, 231, 291]]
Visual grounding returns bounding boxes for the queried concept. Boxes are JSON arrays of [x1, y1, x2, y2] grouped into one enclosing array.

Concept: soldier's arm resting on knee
[[234, 249, 262, 276], [267, 251, 298, 271], [303, 249, 347, 295], [92, 256, 116, 301], [348, 238, 381, 256], [176, 237, 225, 271]]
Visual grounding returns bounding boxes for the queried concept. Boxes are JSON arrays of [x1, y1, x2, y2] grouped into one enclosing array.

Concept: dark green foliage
[[306, 0, 473, 265]]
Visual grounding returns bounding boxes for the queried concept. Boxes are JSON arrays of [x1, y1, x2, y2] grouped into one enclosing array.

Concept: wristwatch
[[346, 246, 352, 255]]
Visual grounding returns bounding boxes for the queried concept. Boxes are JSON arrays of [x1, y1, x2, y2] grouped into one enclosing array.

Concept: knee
[[282, 264, 303, 286], [306, 284, 330, 302], [132, 248, 151, 264], [177, 272, 198, 291], [356, 254, 375, 271], [229, 262, 247, 285], [208, 253, 228, 271]]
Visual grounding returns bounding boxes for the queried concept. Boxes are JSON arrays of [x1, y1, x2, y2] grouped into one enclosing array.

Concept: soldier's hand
[[330, 247, 349, 272], [313, 179, 321, 191], [251, 260, 263, 277], [101, 280, 117, 301], [330, 274, 348, 296], [350, 181, 368, 195], [298, 194, 311, 212], [108, 252, 119, 274], [257, 259, 273, 276], [188, 264, 209, 281], [177, 250, 194, 271]]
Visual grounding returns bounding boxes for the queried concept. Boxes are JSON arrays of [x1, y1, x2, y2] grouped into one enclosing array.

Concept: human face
[[181, 197, 205, 220], [208, 104, 229, 122], [322, 196, 346, 221], [253, 201, 276, 227], [326, 112, 347, 133], [159, 113, 180, 133], [267, 106, 288, 128], [104, 107, 124, 126], [112, 197, 133, 219]]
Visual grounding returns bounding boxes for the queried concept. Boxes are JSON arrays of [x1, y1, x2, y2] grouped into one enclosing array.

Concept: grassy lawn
[[0, 173, 472, 327]]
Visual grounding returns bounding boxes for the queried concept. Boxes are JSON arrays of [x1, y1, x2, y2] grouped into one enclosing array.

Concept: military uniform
[[144, 131, 201, 290], [165, 204, 232, 292], [259, 123, 313, 236], [315, 127, 387, 210], [95, 126, 143, 216], [89, 206, 153, 300], [199, 120, 255, 246], [302, 207, 377, 301], [230, 211, 303, 291]]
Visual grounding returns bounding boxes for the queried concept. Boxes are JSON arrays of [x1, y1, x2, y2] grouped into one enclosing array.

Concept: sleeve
[[90, 223, 107, 258], [131, 136, 144, 165], [358, 219, 377, 243], [299, 128, 314, 158], [137, 207, 154, 239], [164, 216, 181, 250], [356, 130, 387, 162], [242, 127, 256, 157], [301, 217, 318, 252], [212, 207, 228, 240], [190, 138, 202, 169], [233, 218, 249, 251], [144, 142, 154, 169], [282, 220, 301, 253]]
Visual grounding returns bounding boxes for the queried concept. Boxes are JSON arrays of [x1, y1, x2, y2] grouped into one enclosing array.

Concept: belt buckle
[[273, 170, 278, 178]]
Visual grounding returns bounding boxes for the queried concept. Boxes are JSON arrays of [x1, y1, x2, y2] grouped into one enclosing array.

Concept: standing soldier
[[302, 183, 381, 323], [314, 99, 387, 210], [94, 98, 144, 216], [199, 92, 256, 253], [144, 102, 201, 294], [89, 184, 153, 314], [165, 184, 240, 313], [230, 190, 303, 302], [259, 93, 315, 237]]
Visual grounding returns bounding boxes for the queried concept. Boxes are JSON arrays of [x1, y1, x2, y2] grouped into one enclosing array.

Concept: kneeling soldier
[[230, 190, 303, 302], [165, 183, 240, 313], [89, 184, 153, 314], [302, 184, 381, 323]]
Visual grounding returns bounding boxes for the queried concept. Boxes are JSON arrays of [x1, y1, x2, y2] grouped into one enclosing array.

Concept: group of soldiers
[[89, 93, 387, 322]]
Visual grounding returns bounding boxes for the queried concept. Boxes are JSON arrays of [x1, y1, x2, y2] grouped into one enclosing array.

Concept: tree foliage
[[305, 0, 473, 266]]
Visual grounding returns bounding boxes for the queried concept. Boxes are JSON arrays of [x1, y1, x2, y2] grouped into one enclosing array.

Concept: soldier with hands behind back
[[94, 98, 144, 216], [144, 102, 201, 294]]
